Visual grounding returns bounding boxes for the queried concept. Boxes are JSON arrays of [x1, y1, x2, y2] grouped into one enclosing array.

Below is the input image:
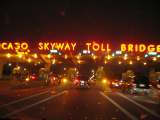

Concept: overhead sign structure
[[0, 41, 160, 53]]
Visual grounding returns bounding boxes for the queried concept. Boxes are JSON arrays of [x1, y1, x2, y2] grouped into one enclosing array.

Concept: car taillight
[[31, 76, 36, 80], [73, 79, 79, 84]]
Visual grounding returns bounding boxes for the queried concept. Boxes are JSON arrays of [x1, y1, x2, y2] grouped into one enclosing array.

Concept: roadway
[[0, 87, 160, 120]]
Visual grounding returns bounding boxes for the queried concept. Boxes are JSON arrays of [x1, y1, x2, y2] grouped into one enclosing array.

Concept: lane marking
[[100, 92, 138, 120], [3, 90, 67, 118], [0, 89, 50, 108], [117, 92, 160, 118]]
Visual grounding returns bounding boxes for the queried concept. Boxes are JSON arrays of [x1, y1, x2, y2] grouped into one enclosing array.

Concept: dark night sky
[[0, 0, 160, 43]]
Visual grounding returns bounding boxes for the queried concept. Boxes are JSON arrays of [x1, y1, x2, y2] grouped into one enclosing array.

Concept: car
[[73, 75, 90, 88], [48, 73, 60, 86], [110, 79, 122, 88], [130, 75, 150, 94]]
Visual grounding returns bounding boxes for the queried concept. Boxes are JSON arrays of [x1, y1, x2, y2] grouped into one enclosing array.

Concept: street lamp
[[129, 60, 133, 65], [33, 53, 38, 59], [143, 62, 147, 66], [6, 53, 11, 58], [27, 58, 32, 63], [118, 61, 122, 64]]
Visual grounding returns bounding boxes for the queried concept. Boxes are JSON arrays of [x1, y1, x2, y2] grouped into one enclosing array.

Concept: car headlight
[[62, 78, 68, 83], [102, 79, 107, 84], [25, 77, 30, 82]]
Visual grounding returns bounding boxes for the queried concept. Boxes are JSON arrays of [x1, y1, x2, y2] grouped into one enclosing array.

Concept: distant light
[[18, 54, 23, 58], [82, 50, 90, 54], [64, 54, 68, 59], [124, 56, 127, 60], [115, 51, 122, 55], [107, 55, 111, 60], [93, 55, 97, 60], [148, 52, 157, 56], [118, 61, 122, 64], [157, 54, 160, 58], [25, 77, 30, 82], [33, 53, 38, 59], [64, 67, 67, 71], [76, 55, 81, 59], [102, 79, 107, 84], [104, 60, 107, 64], [8, 63, 12, 66], [47, 54, 51, 59], [91, 53, 94, 56], [52, 59, 56, 64], [124, 53, 128, 57], [124, 54, 128, 60], [17, 66, 21, 70], [112, 53, 115, 57], [144, 54, 148, 58], [129, 61, 133, 65], [153, 57, 157, 61], [136, 56, 140, 61], [27, 58, 32, 63], [50, 49, 58, 53], [143, 62, 147, 66], [6, 53, 11, 58]]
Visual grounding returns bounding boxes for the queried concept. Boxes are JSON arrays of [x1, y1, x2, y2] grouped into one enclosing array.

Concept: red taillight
[[73, 79, 79, 84], [31, 76, 36, 80]]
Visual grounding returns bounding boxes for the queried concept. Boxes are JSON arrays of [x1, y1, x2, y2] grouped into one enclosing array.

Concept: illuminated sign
[[0, 41, 160, 53], [86, 42, 111, 52], [121, 44, 160, 53], [38, 42, 76, 51], [0, 42, 29, 51]]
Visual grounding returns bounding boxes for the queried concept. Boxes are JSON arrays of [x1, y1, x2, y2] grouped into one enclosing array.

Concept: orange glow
[[136, 56, 140, 61], [118, 61, 122, 64], [120, 44, 160, 52], [33, 53, 38, 59], [6, 53, 11, 58], [64, 54, 68, 59]]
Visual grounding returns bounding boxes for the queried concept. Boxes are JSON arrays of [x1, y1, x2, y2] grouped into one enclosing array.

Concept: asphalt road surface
[[0, 88, 160, 120]]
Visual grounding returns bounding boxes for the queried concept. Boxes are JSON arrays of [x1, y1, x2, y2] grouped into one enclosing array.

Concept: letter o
[[93, 43, 100, 51], [21, 42, 28, 50]]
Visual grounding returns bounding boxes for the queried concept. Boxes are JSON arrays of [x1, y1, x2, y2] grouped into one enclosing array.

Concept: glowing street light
[[18, 53, 23, 58], [27, 58, 32, 63], [93, 55, 97, 60], [64, 54, 68, 59], [123, 54, 128, 60], [76, 55, 81, 60], [136, 56, 140, 61], [6, 53, 11, 58], [52, 59, 56, 64], [104, 60, 107, 64], [106, 55, 111, 60], [33, 53, 38, 59], [129, 60, 133, 65], [118, 61, 122, 64], [153, 57, 157, 61], [143, 62, 147, 66], [47, 54, 51, 59]]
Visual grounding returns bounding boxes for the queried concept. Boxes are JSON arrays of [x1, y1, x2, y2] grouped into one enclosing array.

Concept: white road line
[[0, 90, 50, 108], [117, 92, 160, 118], [100, 92, 138, 120], [3, 90, 67, 118]]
